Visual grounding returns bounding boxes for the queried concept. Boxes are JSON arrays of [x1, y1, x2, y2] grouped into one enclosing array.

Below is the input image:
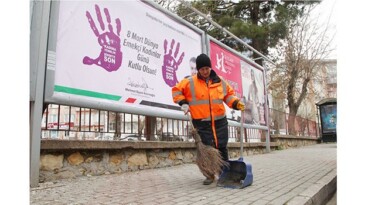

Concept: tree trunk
[[287, 78, 309, 135], [287, 105, 298, 135], [250, 2, 263, 66]]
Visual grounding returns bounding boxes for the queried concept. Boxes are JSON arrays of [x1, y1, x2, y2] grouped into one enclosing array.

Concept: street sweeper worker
[[172, 53, 245, 185]]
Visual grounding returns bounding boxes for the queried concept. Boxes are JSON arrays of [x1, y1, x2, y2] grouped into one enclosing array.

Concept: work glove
[[181, 104, 189, 114], [237, 101, 245, 111]]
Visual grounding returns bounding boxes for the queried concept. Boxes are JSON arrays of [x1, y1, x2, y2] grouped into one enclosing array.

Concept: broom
[[187, 112, 229, 179]]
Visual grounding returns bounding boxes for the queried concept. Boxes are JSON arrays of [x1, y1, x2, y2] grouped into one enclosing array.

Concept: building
[[297, 59, 337, 120]]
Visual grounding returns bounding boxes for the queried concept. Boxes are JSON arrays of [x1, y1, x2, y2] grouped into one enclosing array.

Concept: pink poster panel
[[209, 41, 243, 98]]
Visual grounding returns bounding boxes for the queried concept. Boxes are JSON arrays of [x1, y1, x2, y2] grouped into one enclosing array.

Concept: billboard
[[46, 1, 203, 117], [240, 60, 266, 125], [208, 39, 266, 126]]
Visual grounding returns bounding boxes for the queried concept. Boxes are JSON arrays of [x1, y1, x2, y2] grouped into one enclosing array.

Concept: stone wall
[[39, 137, 317, 182], [270, 135, 320, 149], [40, 148, 197, 182]]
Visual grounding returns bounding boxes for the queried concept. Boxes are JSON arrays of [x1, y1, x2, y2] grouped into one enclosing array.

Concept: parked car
[[119, 134, 146, 141], [95, 133, 114, 140], [161, 132, 185, 141]]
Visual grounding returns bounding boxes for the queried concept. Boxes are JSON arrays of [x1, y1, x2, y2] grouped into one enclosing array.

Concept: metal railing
[[269, 108, 318, 138], [41, 104, 318, 142]]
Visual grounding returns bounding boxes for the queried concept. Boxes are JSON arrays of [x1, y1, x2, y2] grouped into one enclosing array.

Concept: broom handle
[[187, 112, 194, 129], [240, 110, 244, 158], [186, 112, 202, 143]]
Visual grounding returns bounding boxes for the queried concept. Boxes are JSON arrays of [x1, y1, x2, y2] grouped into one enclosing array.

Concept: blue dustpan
[[217, 157, 253, 189], [217, 110, 253, 189]]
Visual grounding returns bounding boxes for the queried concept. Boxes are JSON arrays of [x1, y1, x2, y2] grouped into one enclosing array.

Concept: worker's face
[[198, 66, 211, 79]]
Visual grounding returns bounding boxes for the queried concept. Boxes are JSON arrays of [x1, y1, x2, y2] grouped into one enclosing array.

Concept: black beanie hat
[[196, 53, 211, 70]]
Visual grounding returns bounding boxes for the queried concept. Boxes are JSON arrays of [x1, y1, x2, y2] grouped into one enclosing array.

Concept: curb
[[286, 169, 337, 205]]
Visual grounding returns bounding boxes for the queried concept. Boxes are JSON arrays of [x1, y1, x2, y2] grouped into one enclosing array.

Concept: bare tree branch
[[270, 3, 335, 133]]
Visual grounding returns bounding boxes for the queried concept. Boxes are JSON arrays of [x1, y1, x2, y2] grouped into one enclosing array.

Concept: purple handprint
[[162, 39, 185, 87], [83, 4, 122, 72]]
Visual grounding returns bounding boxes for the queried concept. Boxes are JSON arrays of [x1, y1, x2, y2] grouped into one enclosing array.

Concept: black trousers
[[193, 117, 229, 161]]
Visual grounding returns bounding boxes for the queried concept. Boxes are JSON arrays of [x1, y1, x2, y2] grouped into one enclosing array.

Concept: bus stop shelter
[[316, 98, 337, 142]]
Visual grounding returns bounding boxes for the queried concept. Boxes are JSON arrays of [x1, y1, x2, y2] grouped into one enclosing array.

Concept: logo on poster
[[215, 52, 227, 73]]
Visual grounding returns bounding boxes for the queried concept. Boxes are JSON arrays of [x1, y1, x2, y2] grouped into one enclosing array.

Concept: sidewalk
[[30, 143, 336, 205]]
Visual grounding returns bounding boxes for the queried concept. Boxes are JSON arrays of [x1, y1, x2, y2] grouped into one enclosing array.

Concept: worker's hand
[[181, 104, 189, 114], [237, 101, 245, 111]]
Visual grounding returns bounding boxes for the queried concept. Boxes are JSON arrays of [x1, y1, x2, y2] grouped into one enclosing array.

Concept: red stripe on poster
[[126, 98, 136, 103]]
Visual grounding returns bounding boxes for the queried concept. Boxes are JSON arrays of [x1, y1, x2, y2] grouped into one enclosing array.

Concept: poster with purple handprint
[[52, 1, 203, 116], [162, 39, 185, 87], [83, 4, 122, 72]]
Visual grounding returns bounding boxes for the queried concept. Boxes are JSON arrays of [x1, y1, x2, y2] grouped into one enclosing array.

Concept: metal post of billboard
[[30, 1, 51, 187], [262, 62, 271, 153], [252, 56, 271, 153]]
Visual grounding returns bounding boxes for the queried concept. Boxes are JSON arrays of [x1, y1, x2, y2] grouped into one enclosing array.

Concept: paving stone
[[30, 144, 336, 205]]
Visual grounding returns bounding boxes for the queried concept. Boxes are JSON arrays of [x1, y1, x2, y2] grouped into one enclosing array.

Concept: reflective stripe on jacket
[[172, 70, 239, 120]]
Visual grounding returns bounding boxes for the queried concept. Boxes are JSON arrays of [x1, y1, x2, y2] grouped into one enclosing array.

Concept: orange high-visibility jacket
[[172, 70, 240, 121], [172, 70, 240, 147]]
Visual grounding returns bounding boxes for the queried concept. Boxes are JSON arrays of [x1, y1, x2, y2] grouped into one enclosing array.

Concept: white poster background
[[53, 1, 202, 111]]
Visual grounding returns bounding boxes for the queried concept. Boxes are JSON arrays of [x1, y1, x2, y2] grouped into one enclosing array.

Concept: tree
[[157, 0, 317, 66], [269, 4, 335, 134]]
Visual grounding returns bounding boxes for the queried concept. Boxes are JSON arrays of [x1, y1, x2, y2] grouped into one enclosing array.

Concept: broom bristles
[[191, 128, 229, 178]]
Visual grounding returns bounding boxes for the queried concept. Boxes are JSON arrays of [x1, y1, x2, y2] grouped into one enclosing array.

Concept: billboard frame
[[206, 36, 270, 131], [43, 0, 206, 120]]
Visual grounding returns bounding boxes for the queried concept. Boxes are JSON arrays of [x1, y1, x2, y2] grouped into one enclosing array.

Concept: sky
[[313, 0, 337, 26], [311, 0, 338, 59], [264, 0, 337, 63]]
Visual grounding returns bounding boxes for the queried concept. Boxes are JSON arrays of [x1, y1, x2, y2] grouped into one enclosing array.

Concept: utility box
[[316, 98, 337, 142]]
